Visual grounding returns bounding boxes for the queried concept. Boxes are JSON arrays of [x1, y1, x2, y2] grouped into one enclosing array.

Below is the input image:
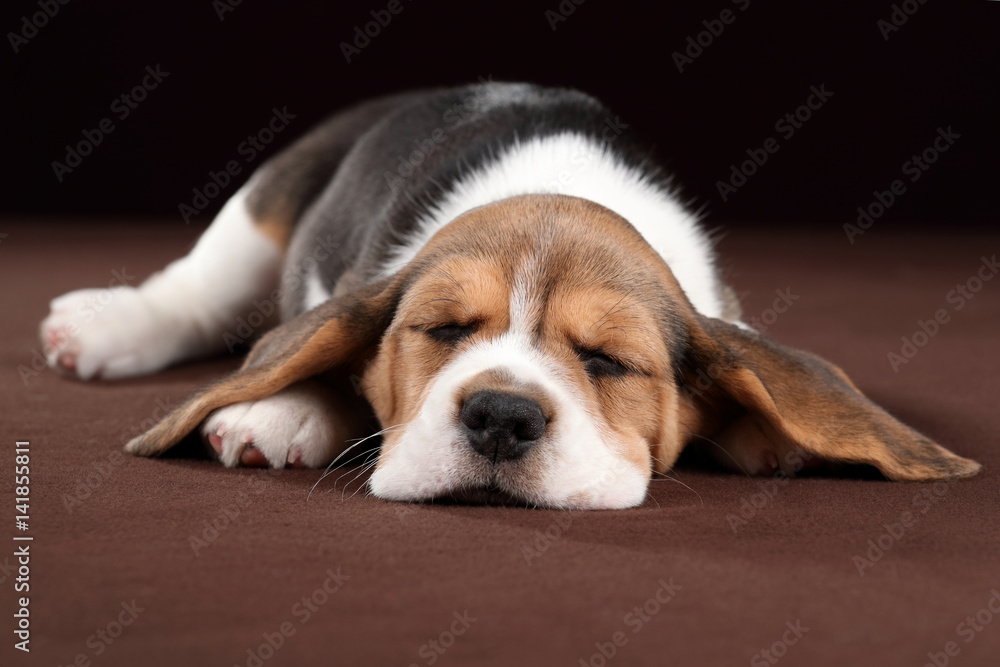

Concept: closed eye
[[418, 322, 480, 345], [577, 348, 632, 380]]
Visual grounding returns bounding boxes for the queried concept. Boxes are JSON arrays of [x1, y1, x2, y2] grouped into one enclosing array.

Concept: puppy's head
[[361, 195, 695, 508], [127, 195, 981, 508]]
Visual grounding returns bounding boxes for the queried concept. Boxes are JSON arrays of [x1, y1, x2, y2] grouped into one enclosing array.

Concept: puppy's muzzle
[[460, 391, 546, 462]]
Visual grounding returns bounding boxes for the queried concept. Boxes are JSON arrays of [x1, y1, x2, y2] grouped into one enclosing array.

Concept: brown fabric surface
[[2, 221, 998, 667]]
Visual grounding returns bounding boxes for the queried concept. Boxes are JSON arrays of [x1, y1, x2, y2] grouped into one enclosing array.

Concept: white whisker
[[307, 423, 406, 500]]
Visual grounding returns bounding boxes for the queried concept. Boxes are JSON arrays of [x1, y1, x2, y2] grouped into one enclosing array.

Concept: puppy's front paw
[[40, 286, 185, 380], [200, 382, 343, 468]]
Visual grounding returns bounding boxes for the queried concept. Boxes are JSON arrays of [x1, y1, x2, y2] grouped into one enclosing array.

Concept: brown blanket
[[2, 221, 997, 666]]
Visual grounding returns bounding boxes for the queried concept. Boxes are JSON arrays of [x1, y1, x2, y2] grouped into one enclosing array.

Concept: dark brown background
[[2, 1, 998, 224]]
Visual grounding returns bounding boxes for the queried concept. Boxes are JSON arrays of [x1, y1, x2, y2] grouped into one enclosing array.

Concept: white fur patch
[[380, 133, 725, 318], [509, 258, 543, 335], [303, 268, 332, 311], [41, 185, 282, 379]]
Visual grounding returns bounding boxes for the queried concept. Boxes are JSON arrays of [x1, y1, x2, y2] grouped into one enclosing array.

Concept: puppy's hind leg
[[41, 184, 284, 379], [41, 93, 421, 380]]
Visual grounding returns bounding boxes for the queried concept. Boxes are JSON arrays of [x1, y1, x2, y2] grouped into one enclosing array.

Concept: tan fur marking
[[253, 216, 294, 250]]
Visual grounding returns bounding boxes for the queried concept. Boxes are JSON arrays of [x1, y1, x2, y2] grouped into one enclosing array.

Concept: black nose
[[460, 391, 546, 462]]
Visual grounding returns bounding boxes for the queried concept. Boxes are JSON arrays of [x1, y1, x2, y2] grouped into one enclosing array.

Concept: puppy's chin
[[429, 484, 532, 507]]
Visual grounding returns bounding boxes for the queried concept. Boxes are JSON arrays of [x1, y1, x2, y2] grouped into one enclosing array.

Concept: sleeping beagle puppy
[[40, 82, 980, 509]]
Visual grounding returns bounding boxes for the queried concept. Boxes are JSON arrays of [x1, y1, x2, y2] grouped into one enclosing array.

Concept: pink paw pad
[[287, 448, 307, 469], [57, 352, 78, 372], [208, 432, 224, 455], [239, 444, 268, 467]]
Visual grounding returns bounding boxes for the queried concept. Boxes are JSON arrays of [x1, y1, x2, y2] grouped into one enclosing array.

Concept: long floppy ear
[[124, 276, 402, 457], [676, 315, 981, 481]]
